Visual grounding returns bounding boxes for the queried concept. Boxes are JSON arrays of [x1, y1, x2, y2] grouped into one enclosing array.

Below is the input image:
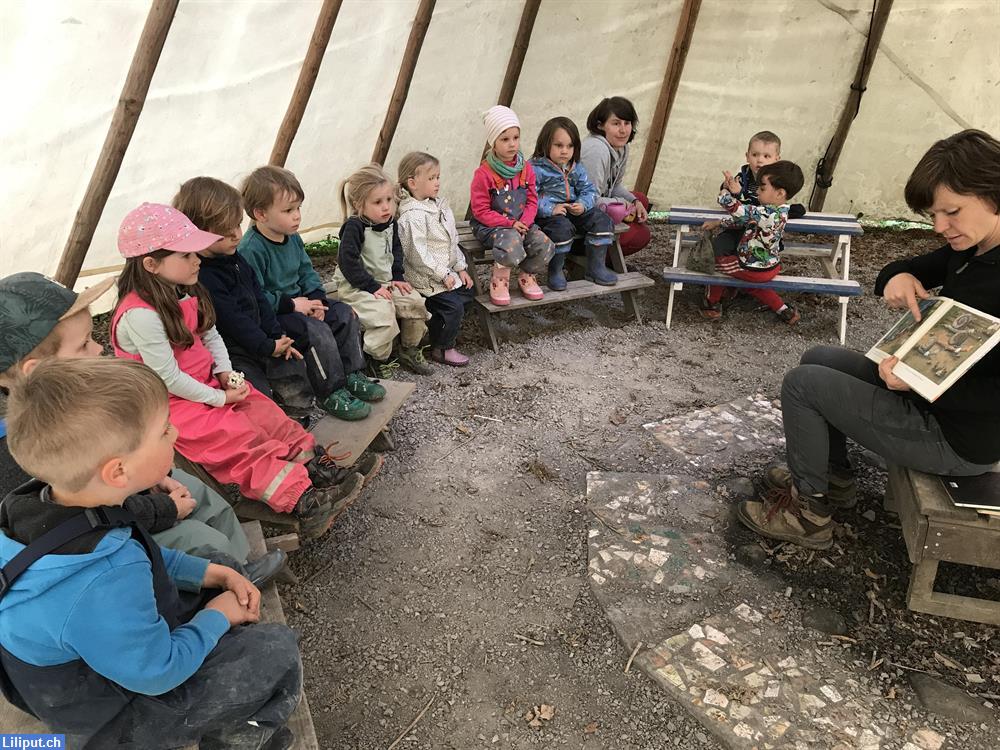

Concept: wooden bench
[[664, 206, 864, 344], [0, 521, 319, 749], [177, 379, 413, 535], [455, 220, 654, 352], [884, 464, 1000, 625]]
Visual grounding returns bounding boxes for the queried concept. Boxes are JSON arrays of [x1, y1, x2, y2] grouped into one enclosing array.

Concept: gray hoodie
[[580, 134, 636, 206]]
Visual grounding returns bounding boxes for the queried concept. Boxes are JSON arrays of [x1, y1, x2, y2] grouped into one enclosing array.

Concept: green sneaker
[[398, 346, 433, 375], [346, 370, 386, 402], [321, 387, 371, 421]]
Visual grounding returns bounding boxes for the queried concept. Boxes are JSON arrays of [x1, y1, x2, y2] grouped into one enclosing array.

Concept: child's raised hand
[[390, 280, 413, 294], [459, 270, 474, 289], [512, 220, 529, 235], [373, 285, 393, 300], [567, 202, 585, 216], [551, 204, 568, 216], [722, 170, 741, 194]]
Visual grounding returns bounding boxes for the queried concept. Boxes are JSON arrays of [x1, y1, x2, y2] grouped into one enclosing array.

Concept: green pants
[[152, 469, 250, 563]]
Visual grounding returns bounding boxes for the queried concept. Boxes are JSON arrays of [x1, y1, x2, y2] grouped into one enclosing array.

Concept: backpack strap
[[0, 506, 133, 599]]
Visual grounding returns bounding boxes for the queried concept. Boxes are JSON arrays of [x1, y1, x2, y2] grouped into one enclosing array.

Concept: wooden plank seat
[[884, 464, 1000, 626], [661, 268, 863, 297], [665, 205, 864, 344], [0, 522, 318, 750], [176, 379, 413, 534], [456, 220, 654, 352]]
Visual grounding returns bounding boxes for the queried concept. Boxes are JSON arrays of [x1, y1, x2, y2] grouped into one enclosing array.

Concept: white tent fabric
[[1, 0, 998, 305]]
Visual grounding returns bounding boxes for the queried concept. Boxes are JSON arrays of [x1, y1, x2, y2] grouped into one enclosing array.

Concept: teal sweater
[[238, 226, 324, 314]]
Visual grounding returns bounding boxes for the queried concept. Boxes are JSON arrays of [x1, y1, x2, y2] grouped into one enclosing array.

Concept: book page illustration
[[899, 306, 1000, 386], [870, 298, 943, 357]]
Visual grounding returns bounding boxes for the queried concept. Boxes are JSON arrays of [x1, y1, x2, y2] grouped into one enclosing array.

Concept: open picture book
[[866, 297, 1000, 402]]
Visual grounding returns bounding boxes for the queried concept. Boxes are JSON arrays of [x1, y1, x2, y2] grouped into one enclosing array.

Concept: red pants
[[619, 191, 651, 256], [706, 256, 784, 312]]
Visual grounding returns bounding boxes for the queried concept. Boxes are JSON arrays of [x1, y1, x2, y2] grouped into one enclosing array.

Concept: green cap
[[0, 272, 115, 371]]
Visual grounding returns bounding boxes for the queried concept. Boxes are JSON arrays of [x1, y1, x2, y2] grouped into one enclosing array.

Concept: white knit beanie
[[483, 105, 521, 147]]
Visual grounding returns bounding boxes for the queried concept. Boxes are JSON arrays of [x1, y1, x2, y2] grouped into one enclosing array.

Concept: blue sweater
[[530, 158, 600, 218], [0, 488, 229, 696]]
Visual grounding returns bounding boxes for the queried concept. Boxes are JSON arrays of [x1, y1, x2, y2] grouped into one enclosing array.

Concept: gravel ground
[[281, 223, 1000, 749], [16, 222, 991, 748]]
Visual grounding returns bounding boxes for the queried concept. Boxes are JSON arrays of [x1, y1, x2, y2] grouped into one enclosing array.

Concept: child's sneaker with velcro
[[321, 387, 370, 420], [346, 370, 386, 402], [777, 305, 800, 325]]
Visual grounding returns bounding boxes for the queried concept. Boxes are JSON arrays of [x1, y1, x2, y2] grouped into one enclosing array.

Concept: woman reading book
[[737, 129, 1000, 550]]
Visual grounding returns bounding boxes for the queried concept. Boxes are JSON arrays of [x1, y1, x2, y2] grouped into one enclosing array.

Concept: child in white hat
[[469, 105, 555, 305]]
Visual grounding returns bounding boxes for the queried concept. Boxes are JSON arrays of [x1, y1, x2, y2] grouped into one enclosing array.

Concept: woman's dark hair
[[904, 129, 1000, 214], [585, 96, 639, 143], [533, 116, 583, 163], [116, 251, 217, 348]]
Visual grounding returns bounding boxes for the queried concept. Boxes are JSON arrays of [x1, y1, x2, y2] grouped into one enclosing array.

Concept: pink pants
[[619, 191, 651, 256], [706, 256, 784, 312], [171, 387, 315, 513]]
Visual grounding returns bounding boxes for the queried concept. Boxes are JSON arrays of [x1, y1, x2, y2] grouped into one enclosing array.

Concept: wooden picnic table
[[664, 206, 864, 344]]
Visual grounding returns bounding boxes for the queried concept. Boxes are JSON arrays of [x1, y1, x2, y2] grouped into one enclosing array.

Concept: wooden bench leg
[[608, 239, 641, 321], [477, 303, 500, 353], [907, 558, 1000, 626]]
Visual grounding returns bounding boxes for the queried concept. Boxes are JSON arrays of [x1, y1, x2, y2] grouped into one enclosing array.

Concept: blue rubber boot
[[547, 252, 568, 291], [584, 243, 618, 286]]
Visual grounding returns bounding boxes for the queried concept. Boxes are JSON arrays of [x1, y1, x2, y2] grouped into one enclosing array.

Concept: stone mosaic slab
[[643, 394, 784, 470], [586, 472, 956, 750]]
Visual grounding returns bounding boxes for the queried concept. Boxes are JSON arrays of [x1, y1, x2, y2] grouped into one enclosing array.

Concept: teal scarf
[[487, 150, 525, 180]]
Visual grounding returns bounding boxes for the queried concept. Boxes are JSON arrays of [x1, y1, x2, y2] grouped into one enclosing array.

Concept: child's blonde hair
[[173, 177, 243, 236], [241, 166, 305, 221], [340, 163, 394, 220], [6, 357, 168, 492], [397, 152, 439, 200]]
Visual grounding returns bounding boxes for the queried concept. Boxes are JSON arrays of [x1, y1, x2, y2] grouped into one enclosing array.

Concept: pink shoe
[[431, 347, 470, 367], [490, 264, 511, 306], [518, 272, 544, 300]]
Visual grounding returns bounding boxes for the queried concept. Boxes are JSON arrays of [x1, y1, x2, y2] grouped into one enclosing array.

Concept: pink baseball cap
[[117, 202, 222, 258]]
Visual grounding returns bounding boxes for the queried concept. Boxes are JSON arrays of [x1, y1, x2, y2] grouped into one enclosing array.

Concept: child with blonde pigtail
[[396, 152, 475, 367], [332, 163, 432, 377], [469, 105, 555, 305]]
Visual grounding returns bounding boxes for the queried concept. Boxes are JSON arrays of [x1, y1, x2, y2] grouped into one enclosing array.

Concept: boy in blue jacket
[[173, 176, 384, 421], [0, 357, 301, 749], [530, 116, 618, 290]]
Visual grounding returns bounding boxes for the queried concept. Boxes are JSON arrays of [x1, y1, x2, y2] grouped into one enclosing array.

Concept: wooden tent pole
[[371, 0, 436, 165], [54, 0, 179, 287], [464, 0, 541, 219], [497, 0, 542, 107], [270, 0, 343, 167], [809, 0, 894, 211], [634, 0, 701, 197]]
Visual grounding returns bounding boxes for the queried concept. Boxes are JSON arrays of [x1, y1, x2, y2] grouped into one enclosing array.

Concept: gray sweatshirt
[[580, 134, 636, 206]]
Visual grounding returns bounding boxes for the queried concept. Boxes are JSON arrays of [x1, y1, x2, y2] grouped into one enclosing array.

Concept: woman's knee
[[800, 345, 844, 366]]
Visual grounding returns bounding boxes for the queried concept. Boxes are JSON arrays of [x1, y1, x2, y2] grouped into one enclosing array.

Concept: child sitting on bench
[[0, 357, 302, 749], [700, 160, 805, 324], [0, 271, 284, 587], [470, 105, 555, 306], [530, 116, 618, 290]]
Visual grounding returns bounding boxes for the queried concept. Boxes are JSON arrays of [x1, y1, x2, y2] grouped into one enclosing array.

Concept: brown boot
[[736, 486, 834, 550], [763, 464, 857, 509], [489, 264, 511, 306]]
